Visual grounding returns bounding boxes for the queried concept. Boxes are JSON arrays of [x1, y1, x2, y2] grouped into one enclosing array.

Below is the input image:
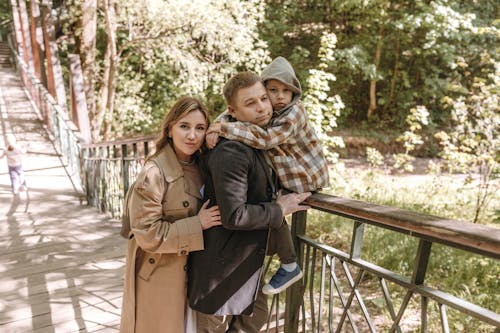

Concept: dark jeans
[[267, 220, 297, 264]]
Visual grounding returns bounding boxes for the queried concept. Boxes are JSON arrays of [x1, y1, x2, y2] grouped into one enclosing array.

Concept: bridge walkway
[[0, 66, 124, 332]]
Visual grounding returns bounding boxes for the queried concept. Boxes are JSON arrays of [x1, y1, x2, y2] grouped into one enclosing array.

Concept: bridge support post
[[285, 210, 307, 333]]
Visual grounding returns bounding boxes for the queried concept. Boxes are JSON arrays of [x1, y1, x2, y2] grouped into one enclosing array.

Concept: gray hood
[[261, 57, 302, 107]]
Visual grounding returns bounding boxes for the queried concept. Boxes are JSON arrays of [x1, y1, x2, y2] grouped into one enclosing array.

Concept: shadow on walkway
[[0, 66, 124, 331]]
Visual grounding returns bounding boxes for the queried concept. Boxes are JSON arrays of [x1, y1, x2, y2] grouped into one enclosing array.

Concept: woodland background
[[1, 1, 499, 330]]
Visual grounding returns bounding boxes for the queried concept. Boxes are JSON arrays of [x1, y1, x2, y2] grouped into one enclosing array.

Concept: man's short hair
[[223, 71, 262, 106]]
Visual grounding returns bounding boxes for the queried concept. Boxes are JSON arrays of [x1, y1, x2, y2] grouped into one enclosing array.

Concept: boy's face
[[228, 82, 272, 127], [265, 79, 293, 111]]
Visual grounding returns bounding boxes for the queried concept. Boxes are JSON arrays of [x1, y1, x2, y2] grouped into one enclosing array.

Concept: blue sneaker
[[262, 266, 303, 295]]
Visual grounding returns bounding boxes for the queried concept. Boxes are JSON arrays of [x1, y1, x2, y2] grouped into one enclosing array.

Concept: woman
[[120, 96, 222, 333]]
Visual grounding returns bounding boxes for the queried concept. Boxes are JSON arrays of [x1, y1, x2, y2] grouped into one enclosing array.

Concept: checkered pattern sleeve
[[217, 104, 330, 193], [219, 105, 303, 149]]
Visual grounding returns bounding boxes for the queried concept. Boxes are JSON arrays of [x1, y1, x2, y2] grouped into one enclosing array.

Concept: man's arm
[[219, 104, 306, 150]]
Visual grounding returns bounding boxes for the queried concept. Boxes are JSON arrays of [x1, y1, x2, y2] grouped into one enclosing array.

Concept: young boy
[[206, 56, 330, 295], [0, 134, 28, 195]]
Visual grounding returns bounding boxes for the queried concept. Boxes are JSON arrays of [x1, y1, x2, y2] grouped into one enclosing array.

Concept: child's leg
[[263, 221, 303, 295], [8, 165, 21, 194], [268, 220, 296, 264]]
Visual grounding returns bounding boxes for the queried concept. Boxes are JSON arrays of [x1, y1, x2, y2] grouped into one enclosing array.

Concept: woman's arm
[[130, 163, 204, 254]]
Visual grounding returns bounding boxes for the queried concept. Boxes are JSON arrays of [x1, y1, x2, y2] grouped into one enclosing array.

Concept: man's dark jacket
[[188, 139, 283, 315]]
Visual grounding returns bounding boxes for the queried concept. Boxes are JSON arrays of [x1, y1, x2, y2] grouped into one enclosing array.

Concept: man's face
[[228, 82, 273, 127]]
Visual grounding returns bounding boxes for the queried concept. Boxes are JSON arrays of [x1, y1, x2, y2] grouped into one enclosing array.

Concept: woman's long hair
[[152, 96, 210, 158]]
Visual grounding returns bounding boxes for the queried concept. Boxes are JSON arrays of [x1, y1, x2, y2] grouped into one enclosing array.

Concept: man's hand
[[205, 123, 221, 149], [276, 191, 312, 216]]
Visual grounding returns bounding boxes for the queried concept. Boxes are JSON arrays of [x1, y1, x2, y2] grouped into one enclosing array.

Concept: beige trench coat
[[120, 145, 204, 333]]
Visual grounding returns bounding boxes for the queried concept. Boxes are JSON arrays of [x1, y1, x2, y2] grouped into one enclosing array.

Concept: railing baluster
[[328, 255, 334, 333], [317, 253, 326, 333], [439, 303, 450, 333], [421, 296, 428, 333], [310, 248, 317, 331], [328, 259, 357, 333], [379, 278, 402, 333], [389, 291, 413, 333], [301, 244, 310, 333], [341, 262, 375, 332], [350, 221, 364, 259]]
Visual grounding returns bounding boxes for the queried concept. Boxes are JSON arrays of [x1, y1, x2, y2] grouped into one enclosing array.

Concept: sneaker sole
[[262, 270, 304, 295]]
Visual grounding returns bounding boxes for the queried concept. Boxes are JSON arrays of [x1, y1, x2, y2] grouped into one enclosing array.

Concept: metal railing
[[7, 34, 84, 195], [81, 135, 156, 218], [275, 194, 500, 332]]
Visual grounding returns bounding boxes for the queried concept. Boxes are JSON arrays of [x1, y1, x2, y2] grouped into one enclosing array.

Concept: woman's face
[[170, 110, 207, 162]]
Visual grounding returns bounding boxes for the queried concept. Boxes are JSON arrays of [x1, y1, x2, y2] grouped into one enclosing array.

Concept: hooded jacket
[[219, 56, 330, 192]]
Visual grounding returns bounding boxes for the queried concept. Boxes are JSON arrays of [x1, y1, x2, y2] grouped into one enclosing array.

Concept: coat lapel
[[157, 144, 202, 200]]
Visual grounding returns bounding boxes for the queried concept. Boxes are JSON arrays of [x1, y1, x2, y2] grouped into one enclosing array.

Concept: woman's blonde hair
[[153, 96, 210, 157]]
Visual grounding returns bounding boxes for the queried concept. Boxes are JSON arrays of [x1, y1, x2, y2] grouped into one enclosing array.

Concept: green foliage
[[366, 147, 384, 168], [261, 0, 499, 132], [434, 63, 499, 222], [393, 105, 429, 172], [53, 0, 271, 137], [302, 32, 345, 163], [0, 1, 11, 25]]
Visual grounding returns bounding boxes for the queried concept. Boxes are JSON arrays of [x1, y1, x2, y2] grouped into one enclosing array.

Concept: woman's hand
[[205, 123, 221, 149], [198, 199, 222, 230]]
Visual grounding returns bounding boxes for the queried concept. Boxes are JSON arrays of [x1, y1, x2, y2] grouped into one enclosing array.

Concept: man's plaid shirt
[[219, 103, 330, 193]]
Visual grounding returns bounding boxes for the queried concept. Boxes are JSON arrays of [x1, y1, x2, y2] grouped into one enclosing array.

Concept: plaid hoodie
[[218, 57, 330, 193]]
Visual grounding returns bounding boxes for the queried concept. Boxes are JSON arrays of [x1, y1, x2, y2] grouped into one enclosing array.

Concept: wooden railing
[[278, 194, 500, 332]]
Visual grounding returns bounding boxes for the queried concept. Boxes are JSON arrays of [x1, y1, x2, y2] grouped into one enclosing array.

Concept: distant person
[[206, 56, 329, 295], [188, 71, 311, 332], [0, 134, 27, 195], [120, 96, 222, 333]]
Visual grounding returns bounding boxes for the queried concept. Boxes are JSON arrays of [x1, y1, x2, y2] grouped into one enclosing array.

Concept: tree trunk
[[367, 26, 384, 119], [29, 0, 43, 81], [384, 38, 400, 114], [17, 0, 35, 70], [41, 0, 68, 112], [9, 0, 24, 59], [80, 0, 97, 140], [97, 0, 118, 140]]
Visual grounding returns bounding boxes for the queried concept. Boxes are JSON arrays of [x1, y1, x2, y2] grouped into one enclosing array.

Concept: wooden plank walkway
[[0, 67, 125, 332]]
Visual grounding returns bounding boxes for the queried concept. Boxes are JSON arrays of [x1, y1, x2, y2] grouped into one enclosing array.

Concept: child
[[206, 56, 330, 295], [0, 134, 27, 195]]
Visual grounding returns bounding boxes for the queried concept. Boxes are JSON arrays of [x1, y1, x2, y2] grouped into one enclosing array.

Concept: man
[[188, 71, 311, 332]]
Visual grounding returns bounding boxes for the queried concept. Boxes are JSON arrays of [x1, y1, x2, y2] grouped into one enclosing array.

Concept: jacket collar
[[156, 144, 202, 199]]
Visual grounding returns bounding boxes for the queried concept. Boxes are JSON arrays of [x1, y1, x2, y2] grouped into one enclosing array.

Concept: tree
[[261, 0, 498, 131], [56, 0, 270, 139], [435, 64, 499, 223]]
